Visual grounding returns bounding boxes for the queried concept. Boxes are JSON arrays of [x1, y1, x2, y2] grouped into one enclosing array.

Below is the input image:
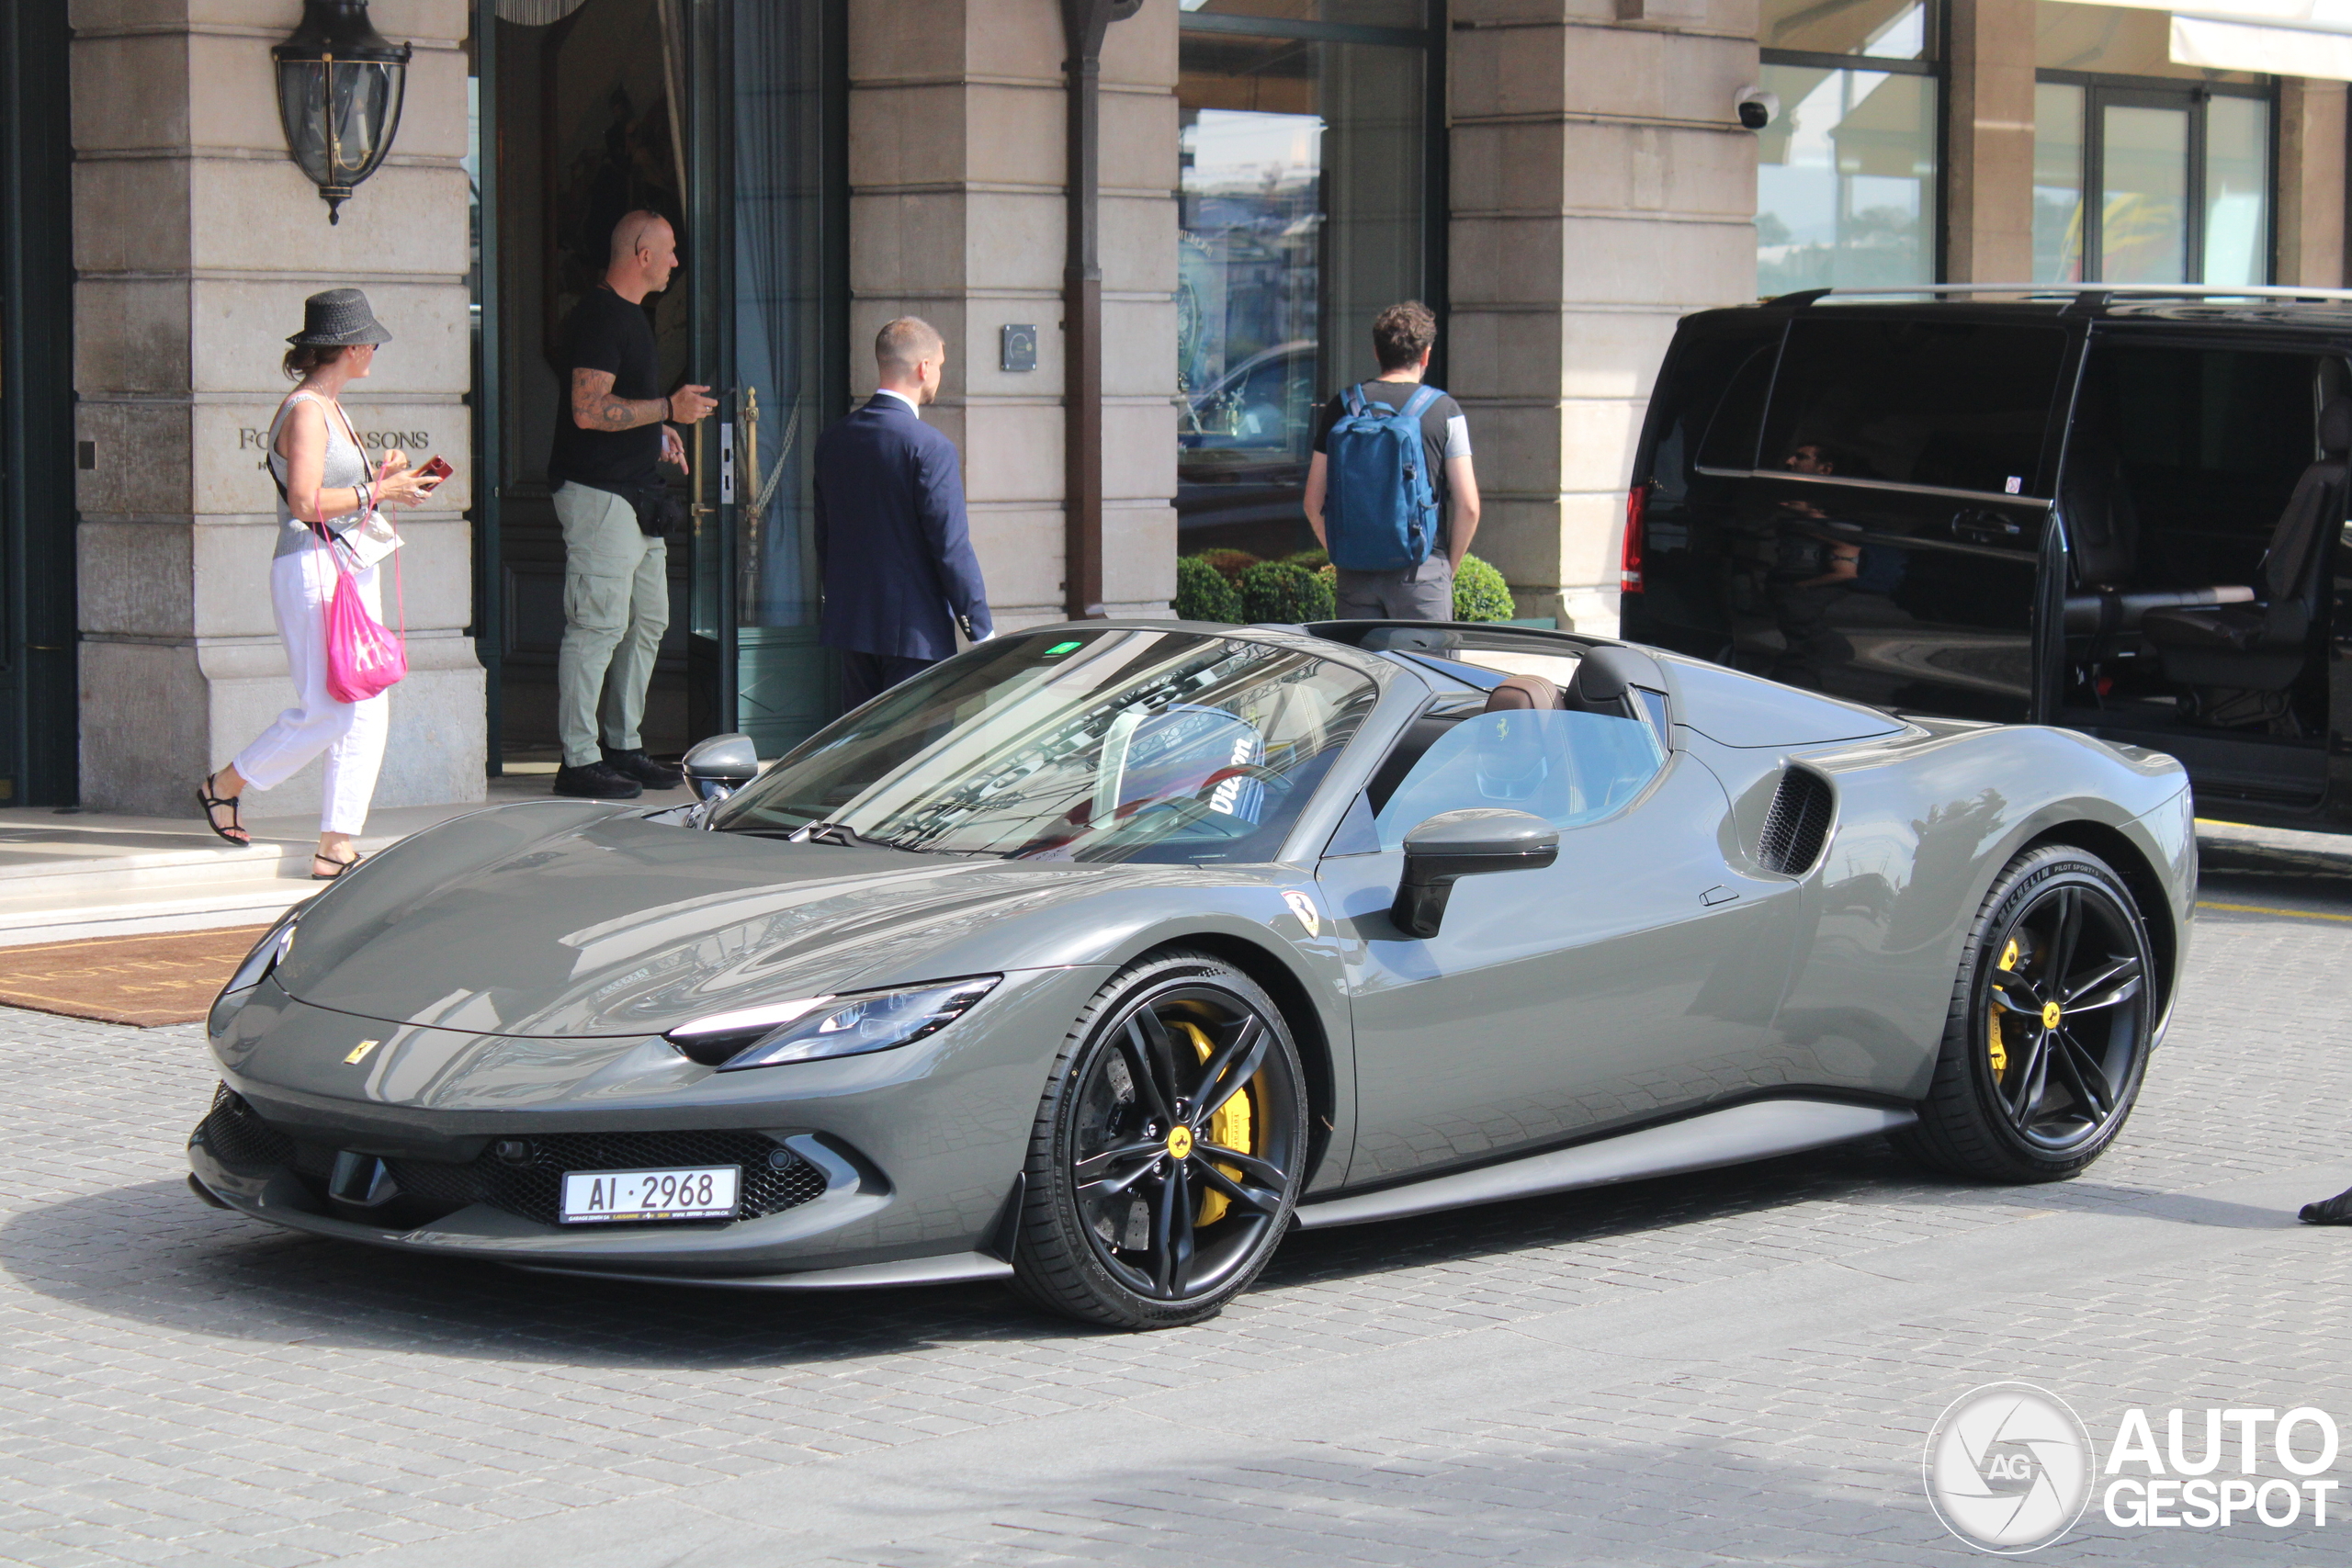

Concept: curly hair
[[1371, 299, 1437, 372]]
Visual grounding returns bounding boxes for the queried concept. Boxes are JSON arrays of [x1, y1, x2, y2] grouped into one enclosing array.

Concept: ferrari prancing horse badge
[[1282, 890, 1320, 937]]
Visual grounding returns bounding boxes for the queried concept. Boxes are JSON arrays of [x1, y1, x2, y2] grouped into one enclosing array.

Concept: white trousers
[[232, 547, 390, 836]]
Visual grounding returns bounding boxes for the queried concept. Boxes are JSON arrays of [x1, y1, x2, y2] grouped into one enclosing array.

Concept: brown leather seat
[[1482, 674, 1566, 713]]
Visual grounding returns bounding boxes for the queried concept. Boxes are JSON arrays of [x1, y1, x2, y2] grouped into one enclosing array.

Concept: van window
[[1760, 318, 2068, 496], [1644, 326, 1783, 495]]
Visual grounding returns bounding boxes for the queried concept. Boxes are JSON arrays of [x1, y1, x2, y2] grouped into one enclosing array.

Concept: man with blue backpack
[[1304, 300, 1481, 621]]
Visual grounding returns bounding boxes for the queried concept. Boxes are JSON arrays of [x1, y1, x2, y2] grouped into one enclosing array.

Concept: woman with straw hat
[[197, 288, 442, 879]]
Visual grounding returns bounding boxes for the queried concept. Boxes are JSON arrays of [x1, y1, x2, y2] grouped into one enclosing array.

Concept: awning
[[2047, 0, 2352, 81]]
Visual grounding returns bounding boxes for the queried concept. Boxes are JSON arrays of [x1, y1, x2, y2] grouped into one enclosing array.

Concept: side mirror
[[1391, 808, 1558, 938], [681, 732, 760, 802]]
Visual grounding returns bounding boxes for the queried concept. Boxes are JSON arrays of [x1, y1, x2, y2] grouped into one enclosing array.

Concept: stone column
[[1450, 0, 1759, 635], [848, 0, 1178, 631], [71, 0, 482, 820], [1943, 0, 2036, 284], [2278, 77, 2348, 288]]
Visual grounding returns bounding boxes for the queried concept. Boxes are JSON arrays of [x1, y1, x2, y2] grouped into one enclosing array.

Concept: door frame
[[2036, 72, 2274, 285], [0, 3, 76, 806]]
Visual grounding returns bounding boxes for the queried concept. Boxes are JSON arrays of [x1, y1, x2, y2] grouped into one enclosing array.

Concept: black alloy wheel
[[1896, 845, 2158, 1182], [1012, 950, 1307, 1328]]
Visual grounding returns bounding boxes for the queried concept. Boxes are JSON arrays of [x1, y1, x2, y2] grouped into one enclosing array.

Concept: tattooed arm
[[571, 368, 672, 433]]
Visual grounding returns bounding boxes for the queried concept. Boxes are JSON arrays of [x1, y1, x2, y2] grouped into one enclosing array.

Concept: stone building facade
[[0, 0, 2344, 815]]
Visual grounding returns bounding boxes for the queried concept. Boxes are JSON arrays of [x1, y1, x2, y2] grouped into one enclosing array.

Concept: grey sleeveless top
[[267, 391, 371, 559]]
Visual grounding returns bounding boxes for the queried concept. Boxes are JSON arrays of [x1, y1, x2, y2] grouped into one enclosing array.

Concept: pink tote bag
[[313, 530, 407, 704]]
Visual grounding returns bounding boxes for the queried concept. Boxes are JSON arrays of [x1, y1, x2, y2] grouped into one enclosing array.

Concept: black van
[[1620, 286, 2352, 830]]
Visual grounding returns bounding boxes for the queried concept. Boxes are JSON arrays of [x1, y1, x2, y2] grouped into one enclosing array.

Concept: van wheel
[[1894, 846, 2157, 1183], [1010, 951, 1306, 1329]]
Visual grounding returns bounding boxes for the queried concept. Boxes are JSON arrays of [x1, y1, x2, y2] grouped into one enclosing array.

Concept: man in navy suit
[[814, 318, 995, 710]]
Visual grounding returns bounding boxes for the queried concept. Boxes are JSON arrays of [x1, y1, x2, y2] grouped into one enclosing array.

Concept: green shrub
[[1282, 546, 1330, 572], [1453, 554, 1515, 622], [1173, 554, 1245, 623], [1237, 559, 1336, 624]]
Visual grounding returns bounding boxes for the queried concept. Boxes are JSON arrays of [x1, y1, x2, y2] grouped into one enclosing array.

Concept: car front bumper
[[189, 963, 1111, 1283]]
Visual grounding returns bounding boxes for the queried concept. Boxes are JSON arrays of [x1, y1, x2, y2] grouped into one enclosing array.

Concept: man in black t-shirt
[[1305, 299, 1482, 621], [547, 210, 716, 799]]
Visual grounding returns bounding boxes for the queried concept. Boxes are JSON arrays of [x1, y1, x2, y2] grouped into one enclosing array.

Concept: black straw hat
[[287, 288, 392, 347]]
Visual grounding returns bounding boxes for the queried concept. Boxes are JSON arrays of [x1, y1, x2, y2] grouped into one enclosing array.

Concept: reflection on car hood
[[275, 805, 1133, 1037]]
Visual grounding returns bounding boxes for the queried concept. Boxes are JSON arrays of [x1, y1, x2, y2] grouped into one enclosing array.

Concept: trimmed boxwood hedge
[[1173, 549, 1512, 624], [1173, 554, 1244, 623]]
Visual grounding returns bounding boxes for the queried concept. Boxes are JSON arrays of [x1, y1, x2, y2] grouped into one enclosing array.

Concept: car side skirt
[[1291, 1099, 1917, 1230], [504, 1252, 1017, 1292]]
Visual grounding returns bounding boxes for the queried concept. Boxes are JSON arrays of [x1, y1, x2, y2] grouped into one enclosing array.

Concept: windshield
[[710, 629, 1381, 863]]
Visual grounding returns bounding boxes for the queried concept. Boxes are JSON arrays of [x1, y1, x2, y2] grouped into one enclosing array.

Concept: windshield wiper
[[788, 820, 903, 850]]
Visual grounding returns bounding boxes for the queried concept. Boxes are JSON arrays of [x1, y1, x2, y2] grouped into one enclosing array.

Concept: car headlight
[[663, 976, 1001, 1071], [208, 904, 303, 1037], [224, 907, 301, 997]]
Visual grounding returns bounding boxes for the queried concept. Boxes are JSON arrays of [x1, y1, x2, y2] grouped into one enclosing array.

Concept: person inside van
[[1766, 442, 1865, 685]]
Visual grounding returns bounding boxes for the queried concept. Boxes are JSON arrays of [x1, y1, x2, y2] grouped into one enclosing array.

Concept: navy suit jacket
[[812, 394, 993, 661]]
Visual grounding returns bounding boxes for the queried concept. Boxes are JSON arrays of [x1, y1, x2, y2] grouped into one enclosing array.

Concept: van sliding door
[[1722, 314, 2075, 722]]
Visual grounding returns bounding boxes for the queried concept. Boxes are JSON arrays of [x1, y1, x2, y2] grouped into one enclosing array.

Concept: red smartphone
[[413, 456, 453, 491]]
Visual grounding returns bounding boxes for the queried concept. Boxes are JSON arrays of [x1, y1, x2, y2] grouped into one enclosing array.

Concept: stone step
[[0, 778, 695, 949], [0, 874, 314, 945]]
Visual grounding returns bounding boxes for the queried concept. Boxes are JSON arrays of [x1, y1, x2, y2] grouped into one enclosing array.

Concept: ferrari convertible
[[189, 621, 2194, 1328]]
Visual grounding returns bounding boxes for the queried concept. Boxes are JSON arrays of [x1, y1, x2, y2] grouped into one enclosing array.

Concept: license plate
[[560, 1165, 739, 1224]]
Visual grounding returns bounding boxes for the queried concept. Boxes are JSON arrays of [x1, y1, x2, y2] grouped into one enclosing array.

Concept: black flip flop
[[311, 850, 364, 882], [198, 774, 250, 846]]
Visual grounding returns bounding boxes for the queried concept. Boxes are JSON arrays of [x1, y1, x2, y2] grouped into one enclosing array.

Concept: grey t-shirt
[[266, 391, 373, 559]]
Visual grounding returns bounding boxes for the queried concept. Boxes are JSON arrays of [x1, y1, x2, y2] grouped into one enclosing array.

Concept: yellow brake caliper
[[1989, 937, 2018, 1077], [1170, 1020, 1251, 1224]]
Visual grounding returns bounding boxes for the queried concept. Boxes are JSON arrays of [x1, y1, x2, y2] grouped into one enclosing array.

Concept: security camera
[[1736, 86, 1780, 131]]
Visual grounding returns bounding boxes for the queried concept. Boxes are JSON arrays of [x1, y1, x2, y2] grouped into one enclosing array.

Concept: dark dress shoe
[[2301, 1186, 2352, 1224], [553, 761, 643, 799], [601, 747, 684, 789]]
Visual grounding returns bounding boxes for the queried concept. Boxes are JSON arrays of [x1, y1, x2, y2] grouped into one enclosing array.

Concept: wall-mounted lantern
[[272, 0, 412, 225]]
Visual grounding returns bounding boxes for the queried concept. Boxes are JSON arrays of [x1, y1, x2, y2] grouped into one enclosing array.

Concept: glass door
[[2032, 79, 2269, 286], [2097, 96, 2189, 282], [712, 0, 843, 758], [485, 0, 702, 772]]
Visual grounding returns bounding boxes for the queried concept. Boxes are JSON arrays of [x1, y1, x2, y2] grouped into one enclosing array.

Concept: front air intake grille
[[1757, 767, 1835, 875], [196, 1084, 297, 1169], [386, 1130, 828, 1228], [199, 1083, 829, 1229]]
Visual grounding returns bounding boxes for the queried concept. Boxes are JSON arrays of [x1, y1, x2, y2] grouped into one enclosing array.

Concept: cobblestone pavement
[[5, 824, 2352, 1566]]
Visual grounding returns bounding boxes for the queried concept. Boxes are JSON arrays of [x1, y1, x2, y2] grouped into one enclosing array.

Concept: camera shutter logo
[[1924, 1382, 2094, 1552]]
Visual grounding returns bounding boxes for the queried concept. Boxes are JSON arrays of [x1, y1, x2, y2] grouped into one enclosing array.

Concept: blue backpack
[[1324, 382, 1442, 571]]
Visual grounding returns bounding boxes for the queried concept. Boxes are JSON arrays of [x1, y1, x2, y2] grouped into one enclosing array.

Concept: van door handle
[[1951, 509, 2024, 545]]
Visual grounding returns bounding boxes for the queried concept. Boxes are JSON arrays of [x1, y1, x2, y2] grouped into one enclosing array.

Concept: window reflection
[[1177, 27, 1425, 558], [2204, 96, 2267, 287], [2100, 104, 2189, 283], [1759, 0, 1928, 59], [1757, 65, 1937, 294], [2033, 82, 2085, 283]]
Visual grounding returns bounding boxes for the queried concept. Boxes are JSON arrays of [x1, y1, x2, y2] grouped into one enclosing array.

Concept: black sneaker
[[600, 747, 684, 790], [553, 761, 643, 799]]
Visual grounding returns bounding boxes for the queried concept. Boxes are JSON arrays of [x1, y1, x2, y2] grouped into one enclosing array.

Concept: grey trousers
[[1334, 555, 1454, 621], [553, 482, 669, 768]]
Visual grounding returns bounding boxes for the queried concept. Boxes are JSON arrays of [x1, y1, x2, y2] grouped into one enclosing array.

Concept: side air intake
[[1757, 767, 1835, 875]]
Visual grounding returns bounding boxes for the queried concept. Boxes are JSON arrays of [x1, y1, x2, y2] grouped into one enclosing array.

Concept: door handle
[[1700, 886, 1739, 907], [1951, 509, 2024, 545]]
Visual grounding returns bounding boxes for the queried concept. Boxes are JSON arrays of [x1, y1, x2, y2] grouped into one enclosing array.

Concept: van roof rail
[[1768, 282, 2352, 305]]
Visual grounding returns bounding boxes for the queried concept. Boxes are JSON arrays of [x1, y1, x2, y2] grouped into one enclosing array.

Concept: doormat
[[0, 923, 273, 1028]]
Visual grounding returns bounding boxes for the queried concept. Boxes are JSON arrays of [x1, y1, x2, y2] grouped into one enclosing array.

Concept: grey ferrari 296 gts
[[190, 621, 2194, 1328]]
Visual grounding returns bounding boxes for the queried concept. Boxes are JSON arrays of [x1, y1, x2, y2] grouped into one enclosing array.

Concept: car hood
[[275, 804, 1140, 1038]]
